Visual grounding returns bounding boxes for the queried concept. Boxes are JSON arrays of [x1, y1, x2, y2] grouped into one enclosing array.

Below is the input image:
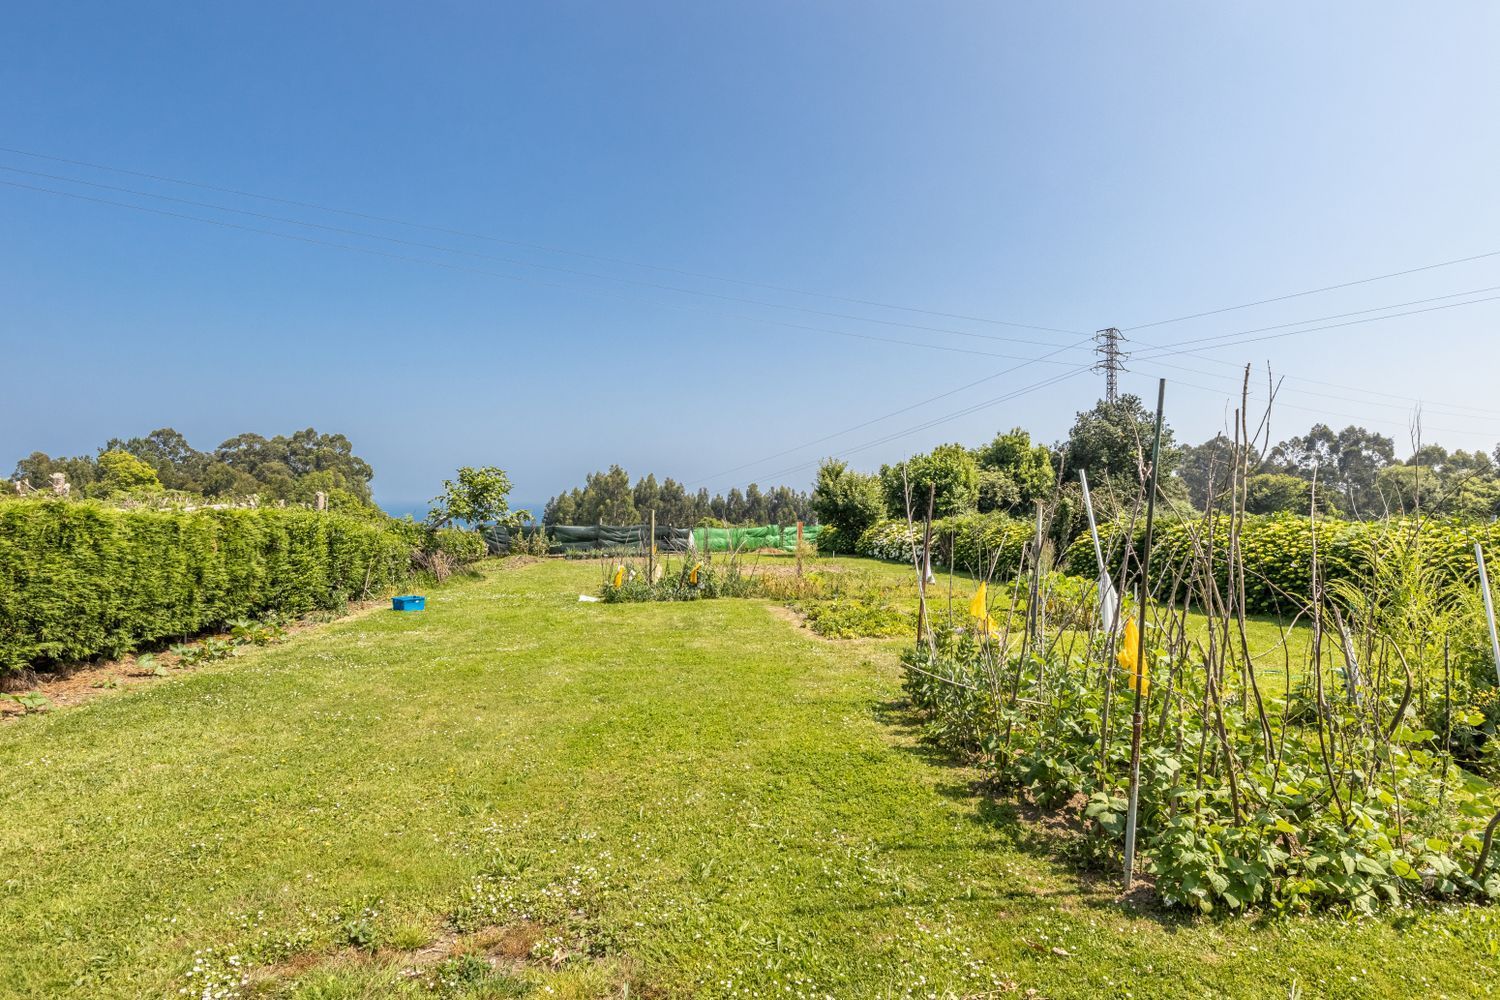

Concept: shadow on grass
[[869, 695, 1207, 932]]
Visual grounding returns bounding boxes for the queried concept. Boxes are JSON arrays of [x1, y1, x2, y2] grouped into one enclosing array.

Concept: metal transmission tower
[[1093, 327, 1127, 403]]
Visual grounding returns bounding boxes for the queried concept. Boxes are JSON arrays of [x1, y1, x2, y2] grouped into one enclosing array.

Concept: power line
[[1132, 283, 1500, 355], [0, 178, 1102, 368], [1124, 247, 1500, 332], [0, 144, 1083, 337], [1142, 350, 1500, 422], [1132, 369, 1497, 442], [0, 162, 1079, 351], [747, 365, 1094, 487], [1131, 293, 1500, 364], [689, 337, 1094, 488]]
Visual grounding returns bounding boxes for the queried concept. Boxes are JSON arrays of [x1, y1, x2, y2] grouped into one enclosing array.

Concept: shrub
[[796, 597, 913, 639], [600, 557, 761, 602], [1061, 513, 1500, 616], [0, 500, 416, 671], [424, 527, 487, 564], [854, 512, 1034, 578]]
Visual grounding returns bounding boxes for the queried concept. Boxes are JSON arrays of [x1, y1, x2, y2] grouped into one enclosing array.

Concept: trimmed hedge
[[0, 501, 419, 670], [1061, 512, 1500, 615]]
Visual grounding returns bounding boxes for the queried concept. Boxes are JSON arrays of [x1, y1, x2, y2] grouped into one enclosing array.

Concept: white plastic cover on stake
[[1079, 470, 1119, 633], [1476, 542, 1500, 688]]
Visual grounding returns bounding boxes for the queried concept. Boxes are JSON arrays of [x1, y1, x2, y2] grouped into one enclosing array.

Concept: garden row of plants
[[1060, 511, 1500, 616], [845, 509, 1500, 619], [884, 435, 1500, 914], [599, 549, 920, 639], [0, 499, 485, 672]]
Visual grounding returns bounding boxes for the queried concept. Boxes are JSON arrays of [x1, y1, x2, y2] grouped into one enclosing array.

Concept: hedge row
[[0, 501, 429, 671], [1061, 512, 1500, 615], [851, 510, 1500, 618]]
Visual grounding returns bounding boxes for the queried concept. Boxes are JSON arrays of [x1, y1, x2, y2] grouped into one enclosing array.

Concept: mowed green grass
[[755, 551, 1316, 682], [0, 557, 1495, 999]]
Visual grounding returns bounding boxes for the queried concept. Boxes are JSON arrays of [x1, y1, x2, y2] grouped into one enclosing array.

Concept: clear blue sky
[[4, 3, 1499, 510]]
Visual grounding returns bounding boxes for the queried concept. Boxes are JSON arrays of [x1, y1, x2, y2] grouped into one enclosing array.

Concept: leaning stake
[[1123, 378, 1166, 892], [1476, 542, 1500, 689]]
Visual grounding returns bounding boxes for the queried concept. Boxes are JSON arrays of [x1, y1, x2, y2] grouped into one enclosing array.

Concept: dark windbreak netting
[[484, 523, 693, 555]]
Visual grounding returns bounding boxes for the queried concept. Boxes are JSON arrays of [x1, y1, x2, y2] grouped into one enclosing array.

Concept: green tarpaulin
[[484, 523, 819, 556], [692, 524, 821, 553]]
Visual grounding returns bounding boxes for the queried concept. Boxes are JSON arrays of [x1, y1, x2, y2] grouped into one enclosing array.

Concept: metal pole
[[1123, 378, 1166, 891], [1476, 542, 1500, 688]]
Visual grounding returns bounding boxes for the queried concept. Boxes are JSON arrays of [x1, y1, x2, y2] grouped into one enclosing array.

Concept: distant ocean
[[380, 501, 544, 524]]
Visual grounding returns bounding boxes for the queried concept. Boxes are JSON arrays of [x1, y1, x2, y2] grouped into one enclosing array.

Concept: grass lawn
[[1, 556, 1495, 999]]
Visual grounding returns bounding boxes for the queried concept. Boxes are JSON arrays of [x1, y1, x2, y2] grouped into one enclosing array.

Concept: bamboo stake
[[1123, 378, 1165, 892]]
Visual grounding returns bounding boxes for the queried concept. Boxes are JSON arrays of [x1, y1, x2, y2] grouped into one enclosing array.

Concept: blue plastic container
[[391, 595, 426, 612]]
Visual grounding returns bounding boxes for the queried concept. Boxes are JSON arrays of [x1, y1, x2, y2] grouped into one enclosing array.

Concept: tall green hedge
[[1062, 512, 1500, 615], [0, 501, 417, 671]]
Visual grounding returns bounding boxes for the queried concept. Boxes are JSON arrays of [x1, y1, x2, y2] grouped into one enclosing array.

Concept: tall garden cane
[[1123, 378, 1166, 892]]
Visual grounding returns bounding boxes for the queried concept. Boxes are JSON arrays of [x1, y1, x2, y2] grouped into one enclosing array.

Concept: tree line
[[542, 466, 815, 527], [809, 394, 1500, 545], [10, 427, 377, 510]]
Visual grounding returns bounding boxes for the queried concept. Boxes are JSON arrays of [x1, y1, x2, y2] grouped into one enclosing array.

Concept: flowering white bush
[[856, 520, 924, 563]]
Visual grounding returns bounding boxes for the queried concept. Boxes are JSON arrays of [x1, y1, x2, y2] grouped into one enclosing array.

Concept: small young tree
[[428, 466, 529, 530], [94, 449, 161, 497], [812, 459, 885, 540]]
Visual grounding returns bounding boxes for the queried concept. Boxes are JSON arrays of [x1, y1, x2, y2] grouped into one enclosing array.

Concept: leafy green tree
[[974, 428, 1054, 508], [1062, 395, 1179, 494], [1270, 423, 1394, 517], [632, 473, 662, 515], [743, 483, 767, 524], [1244, 473, 1318, 515], [428, 466, 527, 529], [543, 489, 581, 526], [880, 443, 980, 518], [578, 465, 637, 524], [654, 477, 695, 527], [105, 428, 208, 492], [812, 459, 885, 540], [1176, 433, 1255, 511], [11, 452, 98, 493], [976, 469, 1019, 513], [214, 428, 374, 502], [93, 450, 162, 497]]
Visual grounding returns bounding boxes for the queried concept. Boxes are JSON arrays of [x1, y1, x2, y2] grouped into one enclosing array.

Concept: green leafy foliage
[[0, 501, 415, 671], [812, 459, 885, 543], [901, 614, 1500, 915], [2, 691, 53, 714], [1062, 512, 1500, 616], [428, 466, 528, 530], [880, 443, 981, 519], [95, 449, 162, 497], [974, 427, 1055, 510], [601, 557, 760, 602]]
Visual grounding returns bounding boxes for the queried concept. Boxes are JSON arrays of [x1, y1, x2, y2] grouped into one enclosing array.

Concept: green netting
[[484, 523, 820, 555], [692, 524, 821, 553]]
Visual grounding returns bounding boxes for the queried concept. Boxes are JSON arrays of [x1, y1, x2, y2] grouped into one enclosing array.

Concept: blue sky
[[4, 2, 1499, 510]]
